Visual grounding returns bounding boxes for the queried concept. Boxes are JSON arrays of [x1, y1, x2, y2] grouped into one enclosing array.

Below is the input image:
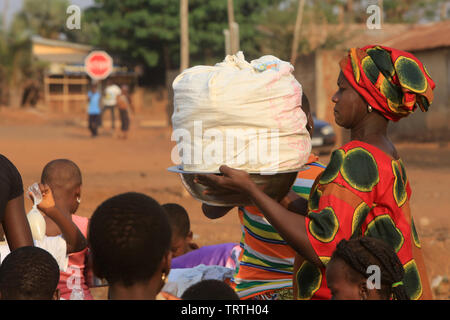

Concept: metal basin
[[168, 166, 299, 207]]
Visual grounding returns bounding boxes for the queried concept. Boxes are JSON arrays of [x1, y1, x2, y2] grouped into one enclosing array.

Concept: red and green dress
[[295, 140, 432, 300]]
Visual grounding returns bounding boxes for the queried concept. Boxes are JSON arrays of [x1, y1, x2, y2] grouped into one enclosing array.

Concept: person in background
[[0, 246, 60, 300], [116, 85, 135, 140], [102, 81, 122, 131], [87, 83, 102, 138]]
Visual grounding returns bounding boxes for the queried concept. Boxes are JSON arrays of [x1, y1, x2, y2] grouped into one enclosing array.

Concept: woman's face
[[331, 72, 368, 129]]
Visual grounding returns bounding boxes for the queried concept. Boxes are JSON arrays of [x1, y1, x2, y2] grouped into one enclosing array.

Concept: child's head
[[181, 279, 239, 300], [161, 203, 193, 257], [0, 246, 60, 300], [326, 237, 409, 300], [41, 159, 82, 214], [88, 192, 172, 292], [302, 92, 314, 137]]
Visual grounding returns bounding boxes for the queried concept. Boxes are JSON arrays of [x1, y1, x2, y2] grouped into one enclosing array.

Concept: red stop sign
[[84, 51, 113, 80]]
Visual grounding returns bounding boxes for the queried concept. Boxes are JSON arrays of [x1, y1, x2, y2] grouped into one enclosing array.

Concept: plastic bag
[[26, 183, 46, 241]]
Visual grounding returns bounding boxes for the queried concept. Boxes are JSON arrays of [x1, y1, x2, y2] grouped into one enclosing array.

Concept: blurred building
[[294, 23, 410, 145], [294, 22, 450, 144], [384, 21, 450, 141], [31, 36, 138, 113]]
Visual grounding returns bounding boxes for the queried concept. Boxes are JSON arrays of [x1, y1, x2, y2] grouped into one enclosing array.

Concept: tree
[[84, 0, 281, 85], [14, 0, 71, 39], [0, 0, 66, 106]]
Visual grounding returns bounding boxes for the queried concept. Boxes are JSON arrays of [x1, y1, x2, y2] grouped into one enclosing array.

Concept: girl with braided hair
[[326, 237, 409, 300]]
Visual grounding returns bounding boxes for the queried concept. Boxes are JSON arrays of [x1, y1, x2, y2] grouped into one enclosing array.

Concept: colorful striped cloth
[[231, 155, 326, 299]]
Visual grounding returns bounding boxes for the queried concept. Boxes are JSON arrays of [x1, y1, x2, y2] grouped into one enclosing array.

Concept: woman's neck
[[350, 113, 398, 159], [350, 112, 388, 142]]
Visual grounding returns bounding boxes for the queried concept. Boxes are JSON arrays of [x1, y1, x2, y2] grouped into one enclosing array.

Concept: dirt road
[[1, 107, 448, 299]]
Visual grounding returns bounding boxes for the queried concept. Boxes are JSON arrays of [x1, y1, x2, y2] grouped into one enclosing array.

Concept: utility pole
[[290, 0, 305, 65], [227, 0, 239, 54], [2, 0, 8, 37], [379, 0, 384, 26], [180, 0, 189, 72]]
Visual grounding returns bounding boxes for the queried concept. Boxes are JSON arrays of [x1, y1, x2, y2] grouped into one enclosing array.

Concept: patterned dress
[[295, 140, 432, 300]]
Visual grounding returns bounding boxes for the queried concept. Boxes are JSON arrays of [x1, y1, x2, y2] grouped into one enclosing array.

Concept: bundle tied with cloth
[[171, 52, 311, 206]]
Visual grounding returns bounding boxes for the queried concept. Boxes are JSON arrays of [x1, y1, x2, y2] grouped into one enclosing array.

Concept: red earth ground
[[0, 106, 448, 300]]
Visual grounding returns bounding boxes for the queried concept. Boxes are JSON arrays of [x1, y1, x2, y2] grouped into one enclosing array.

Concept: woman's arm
[[279, 190, 309, 216], [2, 195, 34, 250], [195, 166, 323, 267], [244, 182, 323, 267]]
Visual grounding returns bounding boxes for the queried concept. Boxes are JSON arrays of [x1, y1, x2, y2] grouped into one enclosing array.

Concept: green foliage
[[85, 0, 282, 71], [16, 0, 71, 39]]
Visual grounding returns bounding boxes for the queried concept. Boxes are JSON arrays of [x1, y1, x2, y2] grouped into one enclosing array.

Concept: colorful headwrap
[[339, 45, 435, 122]]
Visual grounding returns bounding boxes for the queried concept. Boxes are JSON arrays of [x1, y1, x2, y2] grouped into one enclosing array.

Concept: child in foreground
[[326, 237, 409, 300], [0, 246, 60, 300], [88, 192, 172, 300]]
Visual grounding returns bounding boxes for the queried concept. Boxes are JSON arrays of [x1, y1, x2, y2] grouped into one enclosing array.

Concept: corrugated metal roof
[[383, 21, 450, 52]]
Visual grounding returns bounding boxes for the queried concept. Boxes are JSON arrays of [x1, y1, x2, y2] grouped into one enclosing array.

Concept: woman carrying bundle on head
[[195, 45, 434, 300]]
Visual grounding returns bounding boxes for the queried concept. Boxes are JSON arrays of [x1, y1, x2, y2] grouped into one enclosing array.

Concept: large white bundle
[[171, 52, 311, 173]]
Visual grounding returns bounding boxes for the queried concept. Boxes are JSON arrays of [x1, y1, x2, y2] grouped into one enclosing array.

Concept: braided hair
[[331, 237, 409, 300]]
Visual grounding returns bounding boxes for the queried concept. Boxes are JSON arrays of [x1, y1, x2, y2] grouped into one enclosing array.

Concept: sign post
[[84, 51, 113, 81]]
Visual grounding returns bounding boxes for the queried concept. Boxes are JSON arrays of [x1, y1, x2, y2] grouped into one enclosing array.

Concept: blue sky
[[0, 0, 95, 26]]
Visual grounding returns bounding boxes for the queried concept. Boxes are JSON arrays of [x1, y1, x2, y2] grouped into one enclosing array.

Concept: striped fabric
[[292, 162, 327, 200], [231, 154, 326, 299]]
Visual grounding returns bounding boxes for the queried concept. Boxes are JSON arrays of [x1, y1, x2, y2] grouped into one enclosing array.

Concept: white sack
[[172, 52, 311, 173]]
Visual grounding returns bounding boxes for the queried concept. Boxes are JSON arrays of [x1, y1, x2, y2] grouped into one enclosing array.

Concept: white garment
[[103, 84, 122, 106], [0, 236, 68, 272], [163, 264, 234, 297]]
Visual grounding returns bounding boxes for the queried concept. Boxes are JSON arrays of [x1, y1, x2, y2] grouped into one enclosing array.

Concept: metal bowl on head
[[168, 166, 300, 207]]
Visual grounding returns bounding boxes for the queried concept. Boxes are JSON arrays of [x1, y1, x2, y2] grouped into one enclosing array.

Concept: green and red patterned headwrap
[[339, 45, 435, 122]]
